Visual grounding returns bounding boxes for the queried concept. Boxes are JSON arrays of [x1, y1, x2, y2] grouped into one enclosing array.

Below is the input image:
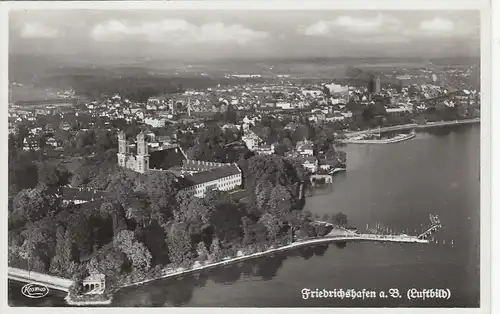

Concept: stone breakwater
[[345, 118, 480, 138]]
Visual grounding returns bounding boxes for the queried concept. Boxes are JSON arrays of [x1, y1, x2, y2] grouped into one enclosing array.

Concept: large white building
[[144, 118, 167, 128], [325, 83, 349, 94], [183, 164, 242, 198], [242, 131, 264, 151], [302, 89, 324, 98], [276, 102, 291, 110]]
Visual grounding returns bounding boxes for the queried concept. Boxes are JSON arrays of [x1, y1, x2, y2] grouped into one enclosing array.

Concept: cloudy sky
[[9, 10, 480, 61]]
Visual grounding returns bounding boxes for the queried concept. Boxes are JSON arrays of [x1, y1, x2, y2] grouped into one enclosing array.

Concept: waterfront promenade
[[119, 229, 429, 290], [344, 118, 480, 138], [8, 267, 74, 292]]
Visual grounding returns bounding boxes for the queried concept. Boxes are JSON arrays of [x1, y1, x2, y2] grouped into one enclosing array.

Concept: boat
[[328, 167, 346, 175]]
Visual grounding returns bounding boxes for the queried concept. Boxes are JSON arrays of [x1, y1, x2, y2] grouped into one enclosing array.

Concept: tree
[[87, 245, 128, 278], [125, 192, 152, 227], [175, 196, 210, 235], [54, 129, 72, 145], [19, 220, 58, 272], [106, 170, 137, 209], [95, 130, 113, 152], [259, 213, 281, 243], [71, 172, 89, 187], [100, 201, 126, 237], [164, 223, 193, 266], [113, 230, 152, 270], [241, 217, 255, 246], [37, 163, 61, 187], [49, 227, 73, 276], [12, 188, 54, 221], [186, 144, 202, 161], [76, 130, 95, 150], [224, 104, 238, 124], [14, 123, 30, 147], [268, 184, 293, 218], [205, 192, 243, 243], [282, 137, 294, 151], [208, 237, 223, 262], [139, 171, 182, 223], [261, 126, 272, 141], [292, 125, 309, 143], [255, 179, 273, 211], [196, 242, 209, 261]]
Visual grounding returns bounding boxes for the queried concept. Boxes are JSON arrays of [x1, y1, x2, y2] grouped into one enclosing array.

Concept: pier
[[310, 168, 345, 185], [417, 215, 442, 240], [319, 229, 429, 244]]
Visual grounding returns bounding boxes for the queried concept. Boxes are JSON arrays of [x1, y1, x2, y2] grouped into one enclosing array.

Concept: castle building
[[117, 131, 242, 197]]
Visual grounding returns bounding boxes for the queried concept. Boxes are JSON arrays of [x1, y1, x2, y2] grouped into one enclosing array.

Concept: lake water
[[9, 124, 481, 307]]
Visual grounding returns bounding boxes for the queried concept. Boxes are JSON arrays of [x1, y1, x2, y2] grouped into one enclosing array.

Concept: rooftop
[[149, 145, 187, 170], [184, 164, 241, 186]]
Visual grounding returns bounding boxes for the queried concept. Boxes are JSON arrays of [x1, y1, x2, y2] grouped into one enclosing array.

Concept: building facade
[[117, 131, 243, 198], [117, 131, 150, 174], [183, 164, 242, 198]]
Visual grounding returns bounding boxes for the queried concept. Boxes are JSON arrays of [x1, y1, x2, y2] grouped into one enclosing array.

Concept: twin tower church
[[116, 131, 242, 198], [117, 131, 151, 174]]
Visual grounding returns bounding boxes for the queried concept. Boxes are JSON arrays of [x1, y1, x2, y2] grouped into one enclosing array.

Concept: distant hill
[[9, 54, 61, 84]]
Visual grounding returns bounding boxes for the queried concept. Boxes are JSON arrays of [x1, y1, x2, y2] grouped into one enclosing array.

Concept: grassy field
[[9, 85, 62, 102]]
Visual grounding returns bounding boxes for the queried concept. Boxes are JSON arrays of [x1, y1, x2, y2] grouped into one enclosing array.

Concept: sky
[[9, 10, 481, 62]]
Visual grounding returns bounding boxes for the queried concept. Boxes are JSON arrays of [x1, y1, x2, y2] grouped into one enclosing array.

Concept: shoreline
[[115, 232, 428, 292], [344, 118, 480, 138]]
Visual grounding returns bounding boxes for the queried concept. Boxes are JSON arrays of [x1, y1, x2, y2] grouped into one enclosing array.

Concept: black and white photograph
[[3, 0, 491, 310]]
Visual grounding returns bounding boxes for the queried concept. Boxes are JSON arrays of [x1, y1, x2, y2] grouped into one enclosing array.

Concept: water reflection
[[419, 124, 474, 137], [113, 242, 345, 307]]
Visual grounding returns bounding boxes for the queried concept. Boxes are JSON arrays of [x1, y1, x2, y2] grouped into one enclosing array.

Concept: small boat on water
[[328, 167, 346, 175]]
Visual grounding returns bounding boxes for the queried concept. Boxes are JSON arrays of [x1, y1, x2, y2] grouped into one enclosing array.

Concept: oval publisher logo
[[21, 283, 49, 299]]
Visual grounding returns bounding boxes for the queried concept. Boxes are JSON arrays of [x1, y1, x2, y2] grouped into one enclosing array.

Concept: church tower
[[135, 131, 149, 174], [187, 97, 191, 117], [117, 131, 127, 168]]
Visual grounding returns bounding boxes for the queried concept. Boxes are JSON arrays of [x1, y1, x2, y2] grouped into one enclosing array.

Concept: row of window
[[218, 178, 241, 189], [184, 175, 242, 195]]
